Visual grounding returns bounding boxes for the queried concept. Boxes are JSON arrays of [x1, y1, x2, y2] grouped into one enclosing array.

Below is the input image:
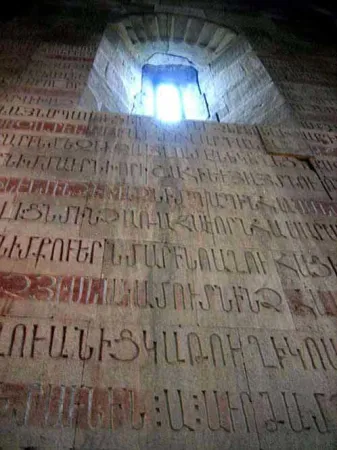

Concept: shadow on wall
[[79, 13, 295, 125]]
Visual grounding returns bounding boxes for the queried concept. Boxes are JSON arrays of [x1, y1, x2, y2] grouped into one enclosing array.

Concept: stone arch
[[81, 12, 294, 125]]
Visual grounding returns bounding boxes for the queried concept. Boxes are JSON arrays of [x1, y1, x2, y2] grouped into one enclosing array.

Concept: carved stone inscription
[[310, 156, 337, 200], [0, 270, 292, 329], [0, 152, 327, 201], [0, 233, 103, 276], [0, 318, 336, 375], [0, 381, 335, 434], [0, 177, 335, 219], [0, 199, 336, 249]]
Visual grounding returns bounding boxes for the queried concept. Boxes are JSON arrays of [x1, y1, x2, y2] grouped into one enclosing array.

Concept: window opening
[[155, 84, 182, 122], [140, 64, 208, 122]]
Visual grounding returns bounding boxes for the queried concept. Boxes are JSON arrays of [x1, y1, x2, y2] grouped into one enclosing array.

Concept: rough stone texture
[[0, 7, 336, 450]]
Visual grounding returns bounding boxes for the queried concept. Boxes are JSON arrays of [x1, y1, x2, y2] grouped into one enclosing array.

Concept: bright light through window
[[139, 64, 209, 122], [182, 85, 199, 121], [155, 84, 182, 123]]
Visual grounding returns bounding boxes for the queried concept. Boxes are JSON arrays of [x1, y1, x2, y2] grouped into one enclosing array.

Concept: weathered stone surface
[[0, 10, 336, 450], [258, 126, 337, 157], [0, 232, 104, 277], [310, 156, 337, 200]]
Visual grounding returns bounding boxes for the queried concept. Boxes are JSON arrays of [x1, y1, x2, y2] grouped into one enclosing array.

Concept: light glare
[[156, 84, 182, 122], [182, 85, 199, 120]]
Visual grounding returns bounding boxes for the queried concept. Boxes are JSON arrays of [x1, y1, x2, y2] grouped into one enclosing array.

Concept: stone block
[[258, 126, 337, 157], [310, 156, 337, 200]]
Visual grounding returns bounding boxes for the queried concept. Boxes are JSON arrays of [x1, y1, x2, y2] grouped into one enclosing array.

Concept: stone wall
[[0, 11, 337, 450]]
